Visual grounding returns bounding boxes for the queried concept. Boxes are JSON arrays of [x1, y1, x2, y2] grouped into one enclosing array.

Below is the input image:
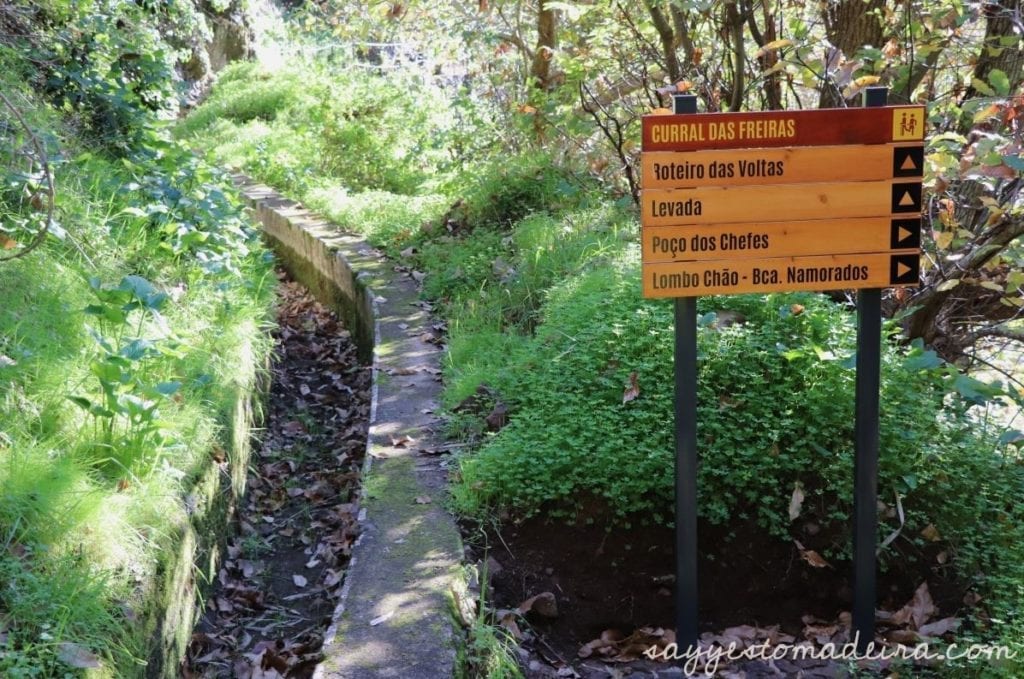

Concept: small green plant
[[456, 562, 523, 679], [67, 275, 182, 477]]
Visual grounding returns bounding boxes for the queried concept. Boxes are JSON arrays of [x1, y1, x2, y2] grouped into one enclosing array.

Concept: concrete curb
[[237, 177, 465, 678]]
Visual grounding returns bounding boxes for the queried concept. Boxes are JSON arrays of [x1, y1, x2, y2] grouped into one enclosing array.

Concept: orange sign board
[[642, 217, 921, 262], [642, 181, 922, 227], [639, 106, 924, 297], [642, 253, 920, 298], [641, 144, 923, 189]]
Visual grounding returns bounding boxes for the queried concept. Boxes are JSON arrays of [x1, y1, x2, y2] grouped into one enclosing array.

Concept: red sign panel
[[642, 106, 925, 152]]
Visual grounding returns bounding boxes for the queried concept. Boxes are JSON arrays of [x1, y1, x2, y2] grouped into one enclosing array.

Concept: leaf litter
[[574, 581, 963, 674], [184, 274, 370, 678]]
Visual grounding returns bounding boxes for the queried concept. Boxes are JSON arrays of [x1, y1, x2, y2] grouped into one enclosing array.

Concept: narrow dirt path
[[184, 273, 370, 679]]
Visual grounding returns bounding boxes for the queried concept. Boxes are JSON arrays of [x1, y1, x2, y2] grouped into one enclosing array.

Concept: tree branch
[[0, 90, 53, 263]]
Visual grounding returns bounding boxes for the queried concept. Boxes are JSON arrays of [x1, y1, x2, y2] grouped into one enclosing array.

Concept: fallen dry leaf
[[891, 582, 935, 630], [497, 610, 523, 640], [56, 642, 102, 669], [622, 371, 640, 404], [794, 539, 832, 568], [369, 610, 394, 626], [414, 495, 432, 504], [293, 573, 307, 588], [788, 482, 805, 521], [517, 591, 559, 618], [918, 617, 960, 638], [921, 523, 941, 542]]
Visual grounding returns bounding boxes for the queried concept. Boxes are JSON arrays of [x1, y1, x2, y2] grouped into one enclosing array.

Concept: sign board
[[640, 105, 925, 297], [642, 217, 921, 262], [642, 181, 922, 226], [642, 106, 926, 151], [642, 144, 923, 189], [643, 252, 920, 298]]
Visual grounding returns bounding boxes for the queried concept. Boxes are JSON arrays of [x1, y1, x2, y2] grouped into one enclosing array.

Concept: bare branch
[[967, 326, 1024, 344], [579, 81, 639, 206], [0, 90, 53, 262]]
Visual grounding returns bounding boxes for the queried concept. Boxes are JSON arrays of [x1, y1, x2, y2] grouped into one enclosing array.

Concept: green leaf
[[90, 360, 125, 385], [67, 395, 93, 410], [154, 381, 181, 396], [952, 373, 1000, 404], [1002, 154, 1024, 171], [971, 77, 995, 96], [988, 69, 1010, 96], [998, 429, 1024, 446], [120, 339, 155, 361], [903, 348, 943, 371]]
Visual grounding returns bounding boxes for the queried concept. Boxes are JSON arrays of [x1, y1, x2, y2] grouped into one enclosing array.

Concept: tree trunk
[[644, 0, 681, 82], [964, 0, 1024, 100], [530, 0, 558, 91], [819, 0, 887, 107]]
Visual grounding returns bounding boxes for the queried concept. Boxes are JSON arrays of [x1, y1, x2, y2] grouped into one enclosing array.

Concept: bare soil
[[471, 512, 968, 677]]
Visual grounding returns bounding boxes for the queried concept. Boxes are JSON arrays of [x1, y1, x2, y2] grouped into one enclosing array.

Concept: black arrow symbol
[[891, 182, 922, 213], [892, 146, 924, 178], [890, 218, 921, 249], [889, 254, 920, 285]]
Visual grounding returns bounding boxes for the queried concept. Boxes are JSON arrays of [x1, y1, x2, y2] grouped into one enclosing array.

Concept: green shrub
[[451, 255, 1011, 563]]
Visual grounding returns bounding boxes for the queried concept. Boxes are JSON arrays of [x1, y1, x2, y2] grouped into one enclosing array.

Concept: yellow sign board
[[642, 253, 920, 298], [642, 144, 923, 190], [642, 181, 922, 227], [642, 217, 921, 262]]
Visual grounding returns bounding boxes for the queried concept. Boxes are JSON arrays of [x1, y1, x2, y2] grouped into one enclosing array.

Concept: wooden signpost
[[646, 89, 924, 655]]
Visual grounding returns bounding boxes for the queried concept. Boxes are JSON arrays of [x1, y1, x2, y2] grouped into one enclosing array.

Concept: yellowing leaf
[[649, 107, 672, 115], [755, 38, 792, 58], [517, 104, 537, 114], [842, 75, 881, 99], [979, 280, 1003, 292], [936, 279, 961, 292], [934, 231, 954, 250], [0, 235, 17, 250], [973, 103, 1001, 123], [921, 523, 941, 541], [675, 80, 693, 92]]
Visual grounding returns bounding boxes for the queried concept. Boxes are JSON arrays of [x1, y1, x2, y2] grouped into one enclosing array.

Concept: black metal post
[[672, 92, 700, 655], [852, 85, 887, 653]]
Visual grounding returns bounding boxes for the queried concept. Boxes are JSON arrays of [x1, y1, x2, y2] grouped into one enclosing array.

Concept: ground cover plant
[[0, 2, 275, 675], [175, 2, 1021, 676]]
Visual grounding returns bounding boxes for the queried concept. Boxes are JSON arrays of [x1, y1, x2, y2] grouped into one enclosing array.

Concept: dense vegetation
[[179, 1, 1024, 674], [2, 0, 1023, 676], [1, 1, 272, 675]]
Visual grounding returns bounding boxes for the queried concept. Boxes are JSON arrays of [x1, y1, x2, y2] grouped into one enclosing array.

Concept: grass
[[0, 79, 275, 675]]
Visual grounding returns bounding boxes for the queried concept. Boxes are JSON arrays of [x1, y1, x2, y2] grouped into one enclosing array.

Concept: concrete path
[[238, 178, 465, 679]]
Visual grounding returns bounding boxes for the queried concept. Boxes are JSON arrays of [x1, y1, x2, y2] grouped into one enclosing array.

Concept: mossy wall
[[142, 339, 268, 678]]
